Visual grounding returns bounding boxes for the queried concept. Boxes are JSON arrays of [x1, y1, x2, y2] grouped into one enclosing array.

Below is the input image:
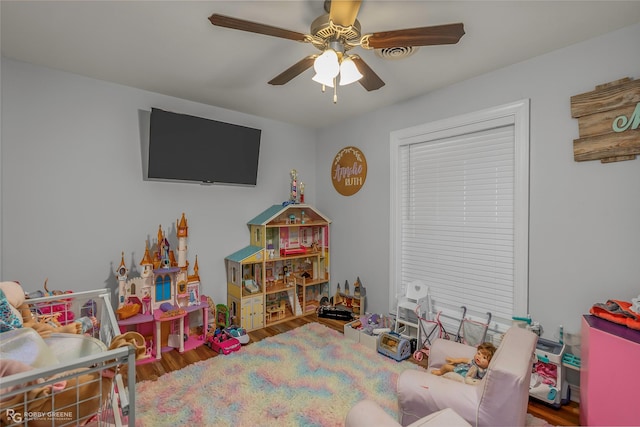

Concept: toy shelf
[[335, 292, 365, 316]]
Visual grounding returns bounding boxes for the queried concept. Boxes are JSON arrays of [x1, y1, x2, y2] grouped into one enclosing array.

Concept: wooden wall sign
[[571, 77, 640, 163], [331, 146, 367, 196]]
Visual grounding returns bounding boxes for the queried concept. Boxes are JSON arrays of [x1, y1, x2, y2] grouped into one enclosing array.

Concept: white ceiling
[[2, 1, 640, 129]]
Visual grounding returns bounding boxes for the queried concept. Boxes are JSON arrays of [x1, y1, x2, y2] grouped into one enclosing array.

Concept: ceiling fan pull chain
[[333, 78, 338, 103]]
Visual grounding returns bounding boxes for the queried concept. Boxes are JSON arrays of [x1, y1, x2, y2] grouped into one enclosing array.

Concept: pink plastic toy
[[207, 330, 241, 355]]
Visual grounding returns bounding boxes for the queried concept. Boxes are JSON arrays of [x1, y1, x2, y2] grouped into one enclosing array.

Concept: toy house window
[[288, 228, 299, 248], [255, 228, 261, 244], [301, 228, 311, 245], [178, 282, 187, 295], [230, 301, 237, 318], [155, 275, 171, 302], [188, 284, 199, 304]]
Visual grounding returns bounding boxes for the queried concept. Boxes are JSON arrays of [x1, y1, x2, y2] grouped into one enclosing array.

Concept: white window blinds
[[390, 100, 529, 331]]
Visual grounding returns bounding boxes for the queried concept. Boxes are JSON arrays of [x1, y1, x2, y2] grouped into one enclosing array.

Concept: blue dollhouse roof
[[225, 245, 263, 262]]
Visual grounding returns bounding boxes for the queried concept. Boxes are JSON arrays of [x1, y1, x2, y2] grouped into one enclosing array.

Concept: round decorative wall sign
[[331, 146, 367, 196]]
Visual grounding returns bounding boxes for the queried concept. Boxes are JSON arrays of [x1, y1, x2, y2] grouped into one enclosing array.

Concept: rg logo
[[5, 409, 23, 423]]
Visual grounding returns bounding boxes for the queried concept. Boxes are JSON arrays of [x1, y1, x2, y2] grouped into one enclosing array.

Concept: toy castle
[[116, 212, 201, 313]]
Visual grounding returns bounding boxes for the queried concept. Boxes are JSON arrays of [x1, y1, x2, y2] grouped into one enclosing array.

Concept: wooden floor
[[135, 315, 580, 426]]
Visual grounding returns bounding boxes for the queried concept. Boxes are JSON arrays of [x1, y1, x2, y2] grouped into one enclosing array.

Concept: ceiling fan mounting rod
[[328, 40, 345, 55]]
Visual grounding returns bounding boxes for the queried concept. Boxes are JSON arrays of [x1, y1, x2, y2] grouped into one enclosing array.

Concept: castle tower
[[187, 255, 201, 306], [116, 251, 128, 307], [156, 225, 173, 269], [188, 255, 200, 283], [177, 212, 188, 270], [155, 225, 164, 267], [140, 242, 154, 279]]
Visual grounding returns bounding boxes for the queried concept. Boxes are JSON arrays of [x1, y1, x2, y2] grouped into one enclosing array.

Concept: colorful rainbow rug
[[135, 322, 421, 426]]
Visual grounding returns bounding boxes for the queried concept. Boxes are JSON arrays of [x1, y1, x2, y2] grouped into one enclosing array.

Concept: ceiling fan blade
[[268, 56, 317, 86], [329, 0, 362, 27], [366, 23, 465, 49], [209, 14, 308, 42], [351, 56, 385, 91]]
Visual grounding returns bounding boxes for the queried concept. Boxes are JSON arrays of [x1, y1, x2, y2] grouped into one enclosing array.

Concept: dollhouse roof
[[247, 204, 330, 226], [247, 205, 284, 225], [225, 245, 263, 263]]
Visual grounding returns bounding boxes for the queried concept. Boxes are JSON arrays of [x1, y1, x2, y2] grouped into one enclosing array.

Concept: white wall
[[2, 23, 639, 341], [316, 23, 640, 340], [1, 59, 317, 306]]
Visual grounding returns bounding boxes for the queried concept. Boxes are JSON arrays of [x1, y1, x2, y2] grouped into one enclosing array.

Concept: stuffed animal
[[0, 281, 81, 338]]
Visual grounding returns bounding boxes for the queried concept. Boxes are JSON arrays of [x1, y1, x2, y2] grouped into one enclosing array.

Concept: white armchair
[[345, 400, 470, 427], [397, 326, 537, 427]]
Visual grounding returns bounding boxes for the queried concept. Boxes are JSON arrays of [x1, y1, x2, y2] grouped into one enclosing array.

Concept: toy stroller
[[412, 305, 453, 362], [456, 306, 492, 347], [412, 305, 492, 361]]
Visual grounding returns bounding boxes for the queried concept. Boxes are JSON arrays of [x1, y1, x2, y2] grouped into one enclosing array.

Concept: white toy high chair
[[395, 280, 430, 342]]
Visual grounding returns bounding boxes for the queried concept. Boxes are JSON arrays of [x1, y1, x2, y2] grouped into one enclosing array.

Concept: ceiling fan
[[209, 0, 464, 99]]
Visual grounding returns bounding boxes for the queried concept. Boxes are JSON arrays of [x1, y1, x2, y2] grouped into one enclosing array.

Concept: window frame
[[389, 99, 530, 331]]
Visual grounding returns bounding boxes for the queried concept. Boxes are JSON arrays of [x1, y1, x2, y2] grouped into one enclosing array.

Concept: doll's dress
[[453, 359, 487, 379]]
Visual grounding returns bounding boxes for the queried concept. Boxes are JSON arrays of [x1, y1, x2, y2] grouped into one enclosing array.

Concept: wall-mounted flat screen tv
[[148, 108, 261, 186]]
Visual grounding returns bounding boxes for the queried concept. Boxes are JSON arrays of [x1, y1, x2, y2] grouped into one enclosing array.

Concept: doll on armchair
[[431, 341, 497, 384]]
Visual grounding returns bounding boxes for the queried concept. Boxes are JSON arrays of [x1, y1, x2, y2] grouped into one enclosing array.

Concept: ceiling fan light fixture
[[313, 48, 340, 79], [338, 56, 363, 86], [312, 73, 335, 88]]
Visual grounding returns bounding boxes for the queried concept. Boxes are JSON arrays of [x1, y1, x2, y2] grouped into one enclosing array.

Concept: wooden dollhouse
[[116, 213, 208, 363], [225, 204, 331, 331]]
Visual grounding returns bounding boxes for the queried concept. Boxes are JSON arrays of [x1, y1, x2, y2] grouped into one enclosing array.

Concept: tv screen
[[148, 108, 261, 186]]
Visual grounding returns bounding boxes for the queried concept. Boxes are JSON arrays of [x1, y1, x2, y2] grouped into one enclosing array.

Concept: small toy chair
[[275, 300, 286, 320]]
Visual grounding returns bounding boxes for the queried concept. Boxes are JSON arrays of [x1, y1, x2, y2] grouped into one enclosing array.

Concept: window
[[155, 275, 172, 302], [389, 100, 529, 332]]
